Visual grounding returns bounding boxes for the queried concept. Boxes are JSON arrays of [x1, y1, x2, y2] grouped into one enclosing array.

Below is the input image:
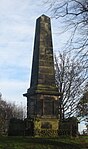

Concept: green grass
[[0, 136, 88, 149]]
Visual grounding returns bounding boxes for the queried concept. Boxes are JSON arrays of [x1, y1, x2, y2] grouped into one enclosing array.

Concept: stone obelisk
[[23, 15, 60, 136]]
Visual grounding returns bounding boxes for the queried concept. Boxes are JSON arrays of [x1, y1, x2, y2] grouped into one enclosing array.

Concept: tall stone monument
[[23, 15, 60, 136]]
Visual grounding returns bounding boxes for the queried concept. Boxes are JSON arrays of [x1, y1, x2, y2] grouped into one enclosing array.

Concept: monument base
[[34, 117, 59, 137]]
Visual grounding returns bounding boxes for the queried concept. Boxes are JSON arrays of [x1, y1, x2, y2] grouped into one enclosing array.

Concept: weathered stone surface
[[23, 15, 60, 136], [34, 118, 59, 137], [24, 15, 59, 96]]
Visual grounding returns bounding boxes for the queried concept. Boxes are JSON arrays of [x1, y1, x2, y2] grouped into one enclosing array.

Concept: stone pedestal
[[34, 117, 59, 137]]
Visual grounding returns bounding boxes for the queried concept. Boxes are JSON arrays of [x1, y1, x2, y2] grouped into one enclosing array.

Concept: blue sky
[[0, 1, 42, 101], [0, 0, 40, 105], [0, 0, 86, 132], [0, 0, 65, 106]]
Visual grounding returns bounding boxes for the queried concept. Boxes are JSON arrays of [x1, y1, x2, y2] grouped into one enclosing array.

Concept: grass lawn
[[0, 136, 88, 149]]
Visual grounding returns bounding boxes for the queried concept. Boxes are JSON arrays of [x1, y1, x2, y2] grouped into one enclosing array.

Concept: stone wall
[[59, 117, 78, 137]]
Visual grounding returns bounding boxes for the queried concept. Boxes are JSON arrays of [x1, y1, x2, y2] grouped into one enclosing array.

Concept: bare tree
[[8, 103, 24, 120], [43, 0, 88, 120], [44, 0, 88, 68], [55, 52, 87, 120], [0, 93, 26, 135], [77, 82, 88, 123]]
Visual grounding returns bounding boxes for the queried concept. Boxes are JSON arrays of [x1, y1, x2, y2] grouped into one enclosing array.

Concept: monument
[[23, 15, 61, 136]]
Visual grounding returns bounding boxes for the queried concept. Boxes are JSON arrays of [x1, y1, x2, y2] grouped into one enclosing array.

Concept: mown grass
[[0, 136, 88, 149]]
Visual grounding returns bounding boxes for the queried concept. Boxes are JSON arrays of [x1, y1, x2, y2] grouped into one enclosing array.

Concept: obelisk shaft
[[28, 15, 59, 95]]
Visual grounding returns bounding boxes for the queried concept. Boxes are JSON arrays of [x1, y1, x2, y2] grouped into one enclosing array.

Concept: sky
[[0, 0, 65, 106], [0, 0, 86, 133], [0, 0, 44, 105]]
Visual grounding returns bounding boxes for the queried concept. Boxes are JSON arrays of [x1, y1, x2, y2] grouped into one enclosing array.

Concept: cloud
[[0, 43, 33, 66], [0, 0, 63, 106], [0, 80, 28, 105], [0, 24, 34, 42], [0, 0, 37, 44], [0, 0, 39, 105]]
